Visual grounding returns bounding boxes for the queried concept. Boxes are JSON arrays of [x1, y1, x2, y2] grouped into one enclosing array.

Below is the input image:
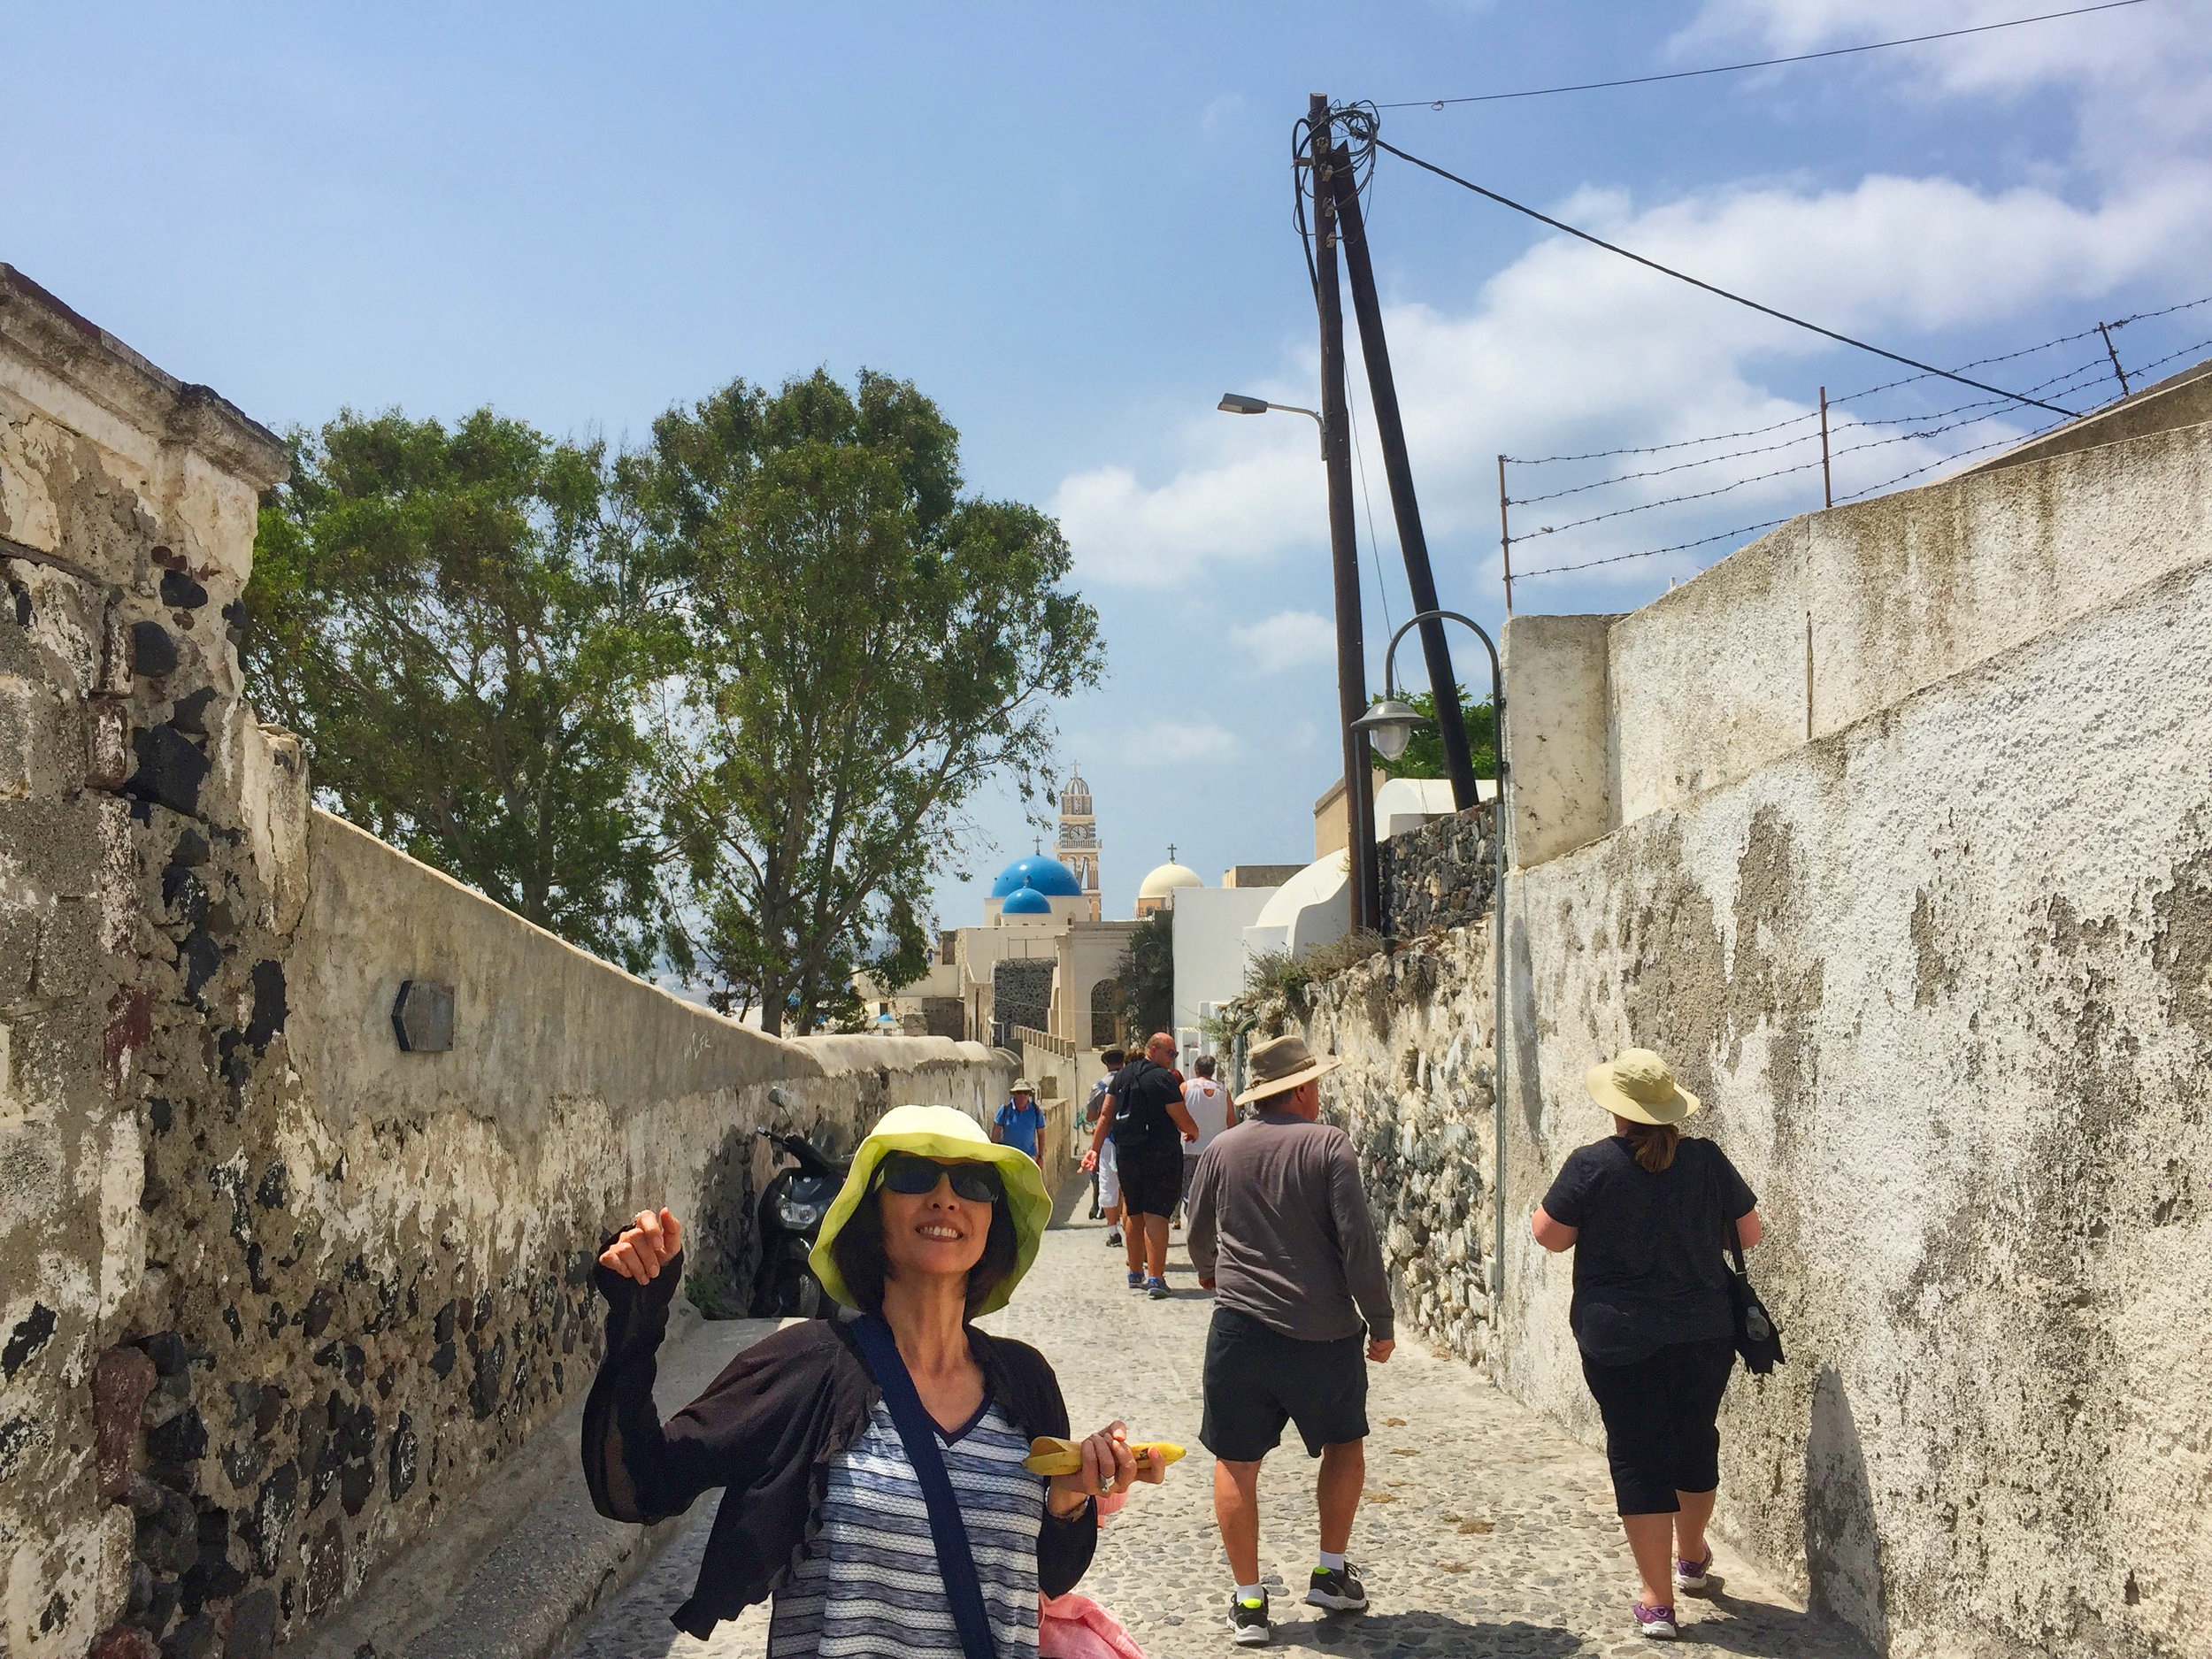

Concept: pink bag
[[1038, 1592, 1147, 1659]]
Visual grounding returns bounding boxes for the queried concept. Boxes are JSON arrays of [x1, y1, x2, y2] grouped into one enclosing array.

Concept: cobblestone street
[[566, 1215, 1866, 1659]]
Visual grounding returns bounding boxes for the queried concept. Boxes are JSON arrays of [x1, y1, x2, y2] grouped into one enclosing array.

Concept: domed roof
[[1137, 860, 1202, 900], [992, 855, 1084, 898], [1001, 885, 1054, 916]]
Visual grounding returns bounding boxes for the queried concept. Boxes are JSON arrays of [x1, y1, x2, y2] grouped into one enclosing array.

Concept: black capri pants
[[1579, 1336, 1736, 1515]]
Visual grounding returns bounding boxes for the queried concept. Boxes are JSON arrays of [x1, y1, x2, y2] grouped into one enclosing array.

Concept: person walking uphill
[[1186, 1034, 1394, 1647], [1084, 1032, 1197, 1300], [584, 1105, 1168, 1656], [1532, 1049, 1763, 1643], [994, 1079, 1047, 1162]]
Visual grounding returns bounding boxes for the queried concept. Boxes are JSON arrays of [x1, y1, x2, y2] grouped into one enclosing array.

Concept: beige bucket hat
[[1584, 1048, 1701, 1125], [1241, 1033, 1340, 1105]]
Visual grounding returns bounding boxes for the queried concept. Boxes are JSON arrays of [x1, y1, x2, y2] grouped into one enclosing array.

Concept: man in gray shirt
[[1187, 1033, 1394, 1645]]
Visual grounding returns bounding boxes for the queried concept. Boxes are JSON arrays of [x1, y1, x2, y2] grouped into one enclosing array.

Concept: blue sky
[[11, 1, 2209, 927]]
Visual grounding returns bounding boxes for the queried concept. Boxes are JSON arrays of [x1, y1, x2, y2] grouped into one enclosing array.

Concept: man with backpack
[[1083, 1031, 1198, 1300]]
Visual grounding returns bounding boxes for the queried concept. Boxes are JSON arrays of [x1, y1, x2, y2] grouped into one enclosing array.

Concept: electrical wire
[[1355, 124, 2080, 419], [1377, 1, 2149, 109]]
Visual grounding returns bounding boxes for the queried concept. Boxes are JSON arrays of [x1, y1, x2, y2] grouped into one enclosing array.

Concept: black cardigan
[[580, 1250, 1099, 1637]]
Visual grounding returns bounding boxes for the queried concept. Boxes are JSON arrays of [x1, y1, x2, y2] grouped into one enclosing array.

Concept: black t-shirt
[[1540, 1135, 1757, 1365], [1108, 1058, 1184, 1157]]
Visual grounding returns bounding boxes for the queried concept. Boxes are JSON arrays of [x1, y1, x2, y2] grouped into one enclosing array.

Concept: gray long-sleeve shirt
[[1187, 1110, 1394, 1343]]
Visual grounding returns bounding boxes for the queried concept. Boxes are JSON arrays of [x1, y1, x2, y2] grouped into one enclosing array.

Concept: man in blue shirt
[[992, 1079, 1047, 1162]]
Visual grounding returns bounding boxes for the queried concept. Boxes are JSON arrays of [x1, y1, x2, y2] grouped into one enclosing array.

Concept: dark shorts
[[1201, 1308, 1370, 1462], [1580, 1336, 1736, 1514], [1118, 1141, 1184, 1219]]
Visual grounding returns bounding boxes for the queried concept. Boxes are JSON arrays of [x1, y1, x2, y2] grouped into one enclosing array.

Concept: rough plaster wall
[[1605, 416, 2212, 833], [0, 282, 1015, 1659], [1500, 550, 2212, 1658]]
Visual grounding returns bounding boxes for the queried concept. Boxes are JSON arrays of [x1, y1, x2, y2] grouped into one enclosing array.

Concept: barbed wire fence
[[1497, 294, 2212, 596]]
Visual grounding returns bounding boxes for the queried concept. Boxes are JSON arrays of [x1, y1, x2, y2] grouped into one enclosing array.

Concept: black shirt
[[1540, 1135, 1757, 1365], [1107, 1057, 1184, 1156]]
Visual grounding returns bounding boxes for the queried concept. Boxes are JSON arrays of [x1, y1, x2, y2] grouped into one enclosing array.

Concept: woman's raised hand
[[599, 1208, 683, 1285]]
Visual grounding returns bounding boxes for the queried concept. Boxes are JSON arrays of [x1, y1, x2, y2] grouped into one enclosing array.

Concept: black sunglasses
[[876, 1152, 1005, 1205]]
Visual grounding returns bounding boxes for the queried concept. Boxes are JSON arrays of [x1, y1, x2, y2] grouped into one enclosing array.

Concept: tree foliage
[[626, 370, 1102, 1034], [244, 410, 673, 971], [1373, 686, 1498, 784], [1116, 907, 1174, 1043]]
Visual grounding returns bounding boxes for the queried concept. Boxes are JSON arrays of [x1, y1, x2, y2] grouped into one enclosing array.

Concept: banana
[[1022, 1435, 1187, 1476]]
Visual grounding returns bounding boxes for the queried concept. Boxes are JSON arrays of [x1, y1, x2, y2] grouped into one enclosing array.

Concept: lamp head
[[1217, 393, 1270, 415], [1352, 695, 1427, 763]]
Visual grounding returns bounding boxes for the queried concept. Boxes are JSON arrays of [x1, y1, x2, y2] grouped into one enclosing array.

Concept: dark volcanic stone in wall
[[1380, 803, 1500, 941], [127, 725, 208, 817], [993, 957, 1055, 1040]]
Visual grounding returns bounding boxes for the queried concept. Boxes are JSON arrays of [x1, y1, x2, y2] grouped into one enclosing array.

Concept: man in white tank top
[[1180, 1054, 1235, 1223]]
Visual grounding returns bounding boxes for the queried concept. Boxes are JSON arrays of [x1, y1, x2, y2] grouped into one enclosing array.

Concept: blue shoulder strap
[[847, 1314, 997, 1659]]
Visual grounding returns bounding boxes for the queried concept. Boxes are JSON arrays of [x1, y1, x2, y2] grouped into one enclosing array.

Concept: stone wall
[[0, 269, 1014, 1659], [1379, 803, 1497, 941], [1495, 546, 2212, 1659], [1263, 399, 2212, 1657], [1278, 926, 1501, 1371], [991, 958, 1054, 1047]]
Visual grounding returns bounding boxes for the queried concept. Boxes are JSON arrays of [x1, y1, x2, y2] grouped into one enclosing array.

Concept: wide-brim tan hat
[[1584, 1048, 1701, 1125], [1010, 1079, 1034, 1094], [1241, 1033, 1340, 1105], [809, 1105, 1051, 1317]]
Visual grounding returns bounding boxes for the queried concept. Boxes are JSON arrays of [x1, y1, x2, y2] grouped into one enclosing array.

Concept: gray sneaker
[[1227, 1590, 1270, 1646], [1306, 1563, 1368, 1611]]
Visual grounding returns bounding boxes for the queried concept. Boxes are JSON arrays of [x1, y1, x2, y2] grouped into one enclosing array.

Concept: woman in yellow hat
[[1530, 1050, 1763, 1643], [583, 1104, 1162, 1655]]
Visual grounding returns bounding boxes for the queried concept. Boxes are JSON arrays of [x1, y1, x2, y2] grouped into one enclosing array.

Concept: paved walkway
[[564, 1217, 1865, 1658]]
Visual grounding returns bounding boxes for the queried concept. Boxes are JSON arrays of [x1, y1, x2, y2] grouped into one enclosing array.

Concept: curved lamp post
[[1354, 608, 1511, 1339]]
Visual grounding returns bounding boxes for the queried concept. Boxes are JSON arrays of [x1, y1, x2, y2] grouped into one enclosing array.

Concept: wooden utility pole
[[1326, 129, 1480, 811], [1311, 94, 1379, 932]]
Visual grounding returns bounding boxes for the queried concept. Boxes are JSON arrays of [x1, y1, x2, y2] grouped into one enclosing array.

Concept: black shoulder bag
[[1713, 1156, 1785, 1375], [848, 1314, 997, 1659]]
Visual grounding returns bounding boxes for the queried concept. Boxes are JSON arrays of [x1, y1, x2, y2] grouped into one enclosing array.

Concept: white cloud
[[1113, 719, 1240, 765], [1053, 139, 2212, 599], [1228, 609, 1338, 672]]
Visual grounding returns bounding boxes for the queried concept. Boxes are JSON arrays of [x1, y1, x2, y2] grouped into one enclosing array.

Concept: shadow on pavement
[[1681, 1586, 1878, 1656], [1263, 1610, 1582, 1655]]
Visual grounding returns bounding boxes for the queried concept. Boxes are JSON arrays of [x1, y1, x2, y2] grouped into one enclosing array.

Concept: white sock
[[1235, 1583, 1263, 1605], [1315, 1550, 1346, 1572]]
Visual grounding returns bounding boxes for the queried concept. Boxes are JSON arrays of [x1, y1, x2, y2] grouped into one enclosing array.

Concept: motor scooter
[[751, 1127, 849, 1317]]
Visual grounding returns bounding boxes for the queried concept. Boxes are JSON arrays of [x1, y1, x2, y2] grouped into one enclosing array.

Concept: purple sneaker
[[1634, 1601, 1678, 1640], [1676, 1551, 1713, 1594]]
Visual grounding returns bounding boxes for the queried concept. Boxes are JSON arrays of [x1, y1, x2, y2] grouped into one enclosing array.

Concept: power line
[[1377, 1, 2150, 110], [1360, 127, 2081, 419]]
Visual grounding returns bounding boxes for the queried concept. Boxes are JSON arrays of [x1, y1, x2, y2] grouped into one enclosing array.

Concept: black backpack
[[1109, 1058, 1176, 1152]]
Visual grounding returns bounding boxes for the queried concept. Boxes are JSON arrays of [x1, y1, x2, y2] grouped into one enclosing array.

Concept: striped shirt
[[768, 1397, 1044, 1657]]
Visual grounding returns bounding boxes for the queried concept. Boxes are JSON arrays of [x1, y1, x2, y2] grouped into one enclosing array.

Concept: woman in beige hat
[[583, 1104, 1167, 1654], [1530, 1050, 1763, 1642]]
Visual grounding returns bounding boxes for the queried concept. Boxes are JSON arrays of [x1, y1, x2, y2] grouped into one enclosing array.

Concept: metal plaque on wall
[[392, 979, 457, 1053]]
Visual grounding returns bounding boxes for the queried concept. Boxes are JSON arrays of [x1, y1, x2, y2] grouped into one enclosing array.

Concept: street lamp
[[1217, 392, 1325, 457], [1350, 695, 1424, 762]]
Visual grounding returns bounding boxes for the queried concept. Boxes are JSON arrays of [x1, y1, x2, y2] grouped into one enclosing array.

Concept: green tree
[[244, 409, 672, 972], [1373, 687, 1498, 784], [1116, 907, 1174, 1043], [627, 369, 1102, 1035]]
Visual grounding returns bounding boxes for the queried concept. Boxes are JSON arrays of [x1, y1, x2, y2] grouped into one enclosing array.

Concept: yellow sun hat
[[809, 1104, 1052, 1317], [1583, 1048, 1701, 1125]]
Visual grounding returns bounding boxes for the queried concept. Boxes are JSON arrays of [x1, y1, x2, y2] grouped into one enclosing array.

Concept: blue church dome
[[991, 855, 1083, 899], [1001, 885, 1053, 916]]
